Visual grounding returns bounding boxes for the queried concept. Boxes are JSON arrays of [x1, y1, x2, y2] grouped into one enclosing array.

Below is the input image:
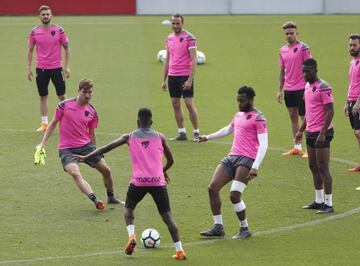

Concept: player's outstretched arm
[[80, 134, 130, 161], [199, 124, 234, 142], [39, 115, 58, 147]]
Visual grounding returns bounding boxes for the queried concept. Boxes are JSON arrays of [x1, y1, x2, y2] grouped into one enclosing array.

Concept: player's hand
[[344, 103, 349, 116], [295, 131, 303, 143], [27, 69, 33, 81], [64, 68, 71, 79], [74, 154, 86, 162], [164, 172, 170, 184], [182, 78, 192, 90], [276, 91, 283, 104], [352, 101, 360, 116], [197, 135, 208, 142], [247, 168, 258, 180], [316, 133, 325, 148], [161, 81, 167, 92]]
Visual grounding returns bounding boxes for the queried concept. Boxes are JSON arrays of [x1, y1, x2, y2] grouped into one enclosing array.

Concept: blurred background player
[[344, 34, 360, 172], [38, 78, 121, 210], [296, 59, 335, 213], [77, 107, 186, 260], [198, 86, 268, 239], [27, 5, 71, 132], [277, 21, 312, 157], [161, 14, 200, 141]]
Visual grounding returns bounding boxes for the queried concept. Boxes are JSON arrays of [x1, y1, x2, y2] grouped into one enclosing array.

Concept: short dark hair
[[237, 86, 256, 99], [303, 58, 318, 69], [282, 21, 297, 30], [138, 107, 152, 124], [349, 33, 360, 41], [39, 5, 51, 13], [172, 13, 184, 23]]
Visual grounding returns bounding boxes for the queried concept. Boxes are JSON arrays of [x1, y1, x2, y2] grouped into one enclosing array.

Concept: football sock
[[178, 128, 186, 133], [315, 189, 324, 203], [324, 194, 333, 207], [127, 225, 135, 237], [88, 193, 98, 204], [174, 241, 183, 252], [106, 190, 114, 198], [213, 214, 223, 225], [240, 218, 248, 228], [193, 128, 200, 134], [41, 116, 48, 124], [294, 143, 302, 150]]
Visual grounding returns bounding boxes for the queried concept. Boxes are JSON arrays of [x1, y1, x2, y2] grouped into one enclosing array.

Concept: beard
[[41, 18, 51, 25], [350, 50, 360, 57]]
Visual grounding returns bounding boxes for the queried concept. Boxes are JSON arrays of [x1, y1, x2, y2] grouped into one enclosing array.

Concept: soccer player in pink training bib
[[77, 108, 186, 260], [38, 78, 121, 210], [161, 14, 200, 141], [296, 59, 335, 214], [27, 5, 70, 132], [198, 86, 268, 239], [344, 34, 360, 173], [277, 21, 312, 157]]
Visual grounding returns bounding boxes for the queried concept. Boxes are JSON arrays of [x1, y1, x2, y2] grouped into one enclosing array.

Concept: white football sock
[[174, 241, 183, 252], [315, 189, 324, 203], [213, 214, 223, 225], [41, 116, 48, 124], [127, 224, 135, 237], [325, 194, 333, 207]]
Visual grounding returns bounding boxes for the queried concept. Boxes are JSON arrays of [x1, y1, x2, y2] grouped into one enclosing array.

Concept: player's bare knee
[[308, 162, 318, 173], [317, 162, 329, 175], [208, 184, 219, 195]]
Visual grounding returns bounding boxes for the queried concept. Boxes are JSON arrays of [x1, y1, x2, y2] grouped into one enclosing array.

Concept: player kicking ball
[[76, 108, 186, 260]]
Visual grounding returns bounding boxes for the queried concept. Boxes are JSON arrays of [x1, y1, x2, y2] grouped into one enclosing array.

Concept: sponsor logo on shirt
[[136, 177, 160, 183]]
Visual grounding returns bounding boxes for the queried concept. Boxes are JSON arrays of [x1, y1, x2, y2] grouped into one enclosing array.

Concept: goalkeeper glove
[[34, 146, 46, 166]]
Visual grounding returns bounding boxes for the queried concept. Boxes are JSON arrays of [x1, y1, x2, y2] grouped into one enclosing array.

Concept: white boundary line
[[0, 128, 357, 166], [1, 207, 360, 265], [0, 128, 359, 264]]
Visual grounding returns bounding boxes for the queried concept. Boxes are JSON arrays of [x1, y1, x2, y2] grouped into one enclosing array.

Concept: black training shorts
[[168, 76, 194, 98], [306, 128, 334, 149], [348, 101, 360, 130], [59, 143, 103, 169], [220, 155, 254, 179], [284, 89, 305, 116], [36, 68, 65, 97], [125, 183, 171, 214]]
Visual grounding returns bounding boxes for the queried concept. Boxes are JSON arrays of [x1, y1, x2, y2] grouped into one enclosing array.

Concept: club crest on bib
[[84, 111, 90, 117], [51, 31, 56, 36], [312, 87, 317, 92], [141, 141, 150, 149], [293, 47, 298, 53]]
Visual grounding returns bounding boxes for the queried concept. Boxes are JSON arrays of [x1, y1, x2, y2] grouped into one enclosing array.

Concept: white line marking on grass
[[0, 128, 357, 166], [1, 207, 359, 265]]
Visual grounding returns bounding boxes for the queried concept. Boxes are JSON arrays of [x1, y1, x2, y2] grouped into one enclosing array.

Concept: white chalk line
[[0, 128, 357, 166], [1, 206, 359, 265]]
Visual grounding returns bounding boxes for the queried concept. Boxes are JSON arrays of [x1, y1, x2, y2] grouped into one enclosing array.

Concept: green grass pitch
[[0, 15, 359, 265]]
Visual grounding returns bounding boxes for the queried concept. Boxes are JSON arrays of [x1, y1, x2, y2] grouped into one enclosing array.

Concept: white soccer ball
[[141, 228, 161, 248], [157, 50, 167, 63], [197, 51, 206, 65]]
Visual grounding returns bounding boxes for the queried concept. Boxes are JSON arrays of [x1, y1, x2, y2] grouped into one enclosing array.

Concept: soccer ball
[[157, 50, 167, 63], [141, 228, 161, 248], [197, 51, 206, 65]]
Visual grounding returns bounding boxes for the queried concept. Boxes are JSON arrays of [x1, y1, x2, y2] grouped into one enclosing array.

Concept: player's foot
[[124, 235, 137, 255], [200, 224, 225, 238], [282, 148, 304, 156], [172, 250, 186, 260], [193, 132, 200, 142], [347, 164, 360, 172], [316, 204, 334, 214], [170, 132, 187, 141], [232, 226, 252, 240], [36, 123, 48, 132], [302, 150, 308, 158], [107, 197, 125, 205], [95, 201, 106, 210], [302, 202, 324, 209]]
